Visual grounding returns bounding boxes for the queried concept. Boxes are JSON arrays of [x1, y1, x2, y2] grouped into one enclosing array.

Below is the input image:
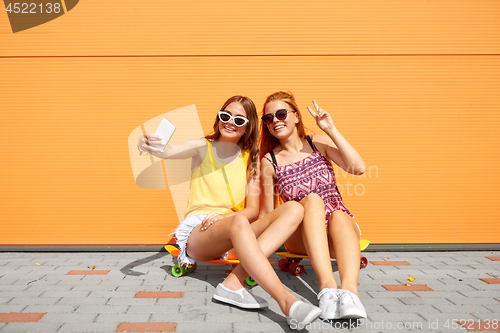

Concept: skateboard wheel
[[360, 257, 368, 269], [186, 262, 197, 273], [278, 258, 290, 272], [245, 276, 258, 287], [172, 264, 185, 277], [289, 263, 305, 277]]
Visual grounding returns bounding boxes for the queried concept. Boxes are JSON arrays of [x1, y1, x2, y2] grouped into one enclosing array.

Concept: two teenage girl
[[137, 92, 367, 328], [137, 96, 322, 330]]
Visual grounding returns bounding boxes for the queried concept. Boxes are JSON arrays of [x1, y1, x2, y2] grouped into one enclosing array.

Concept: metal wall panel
[[1, 1, 499, 245]]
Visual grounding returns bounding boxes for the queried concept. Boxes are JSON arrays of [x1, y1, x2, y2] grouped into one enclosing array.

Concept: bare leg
[[327, 211, 361, 296], [186, 207, 302, 316], [222, 201, 304, 290], [285, 194, 338, 290]]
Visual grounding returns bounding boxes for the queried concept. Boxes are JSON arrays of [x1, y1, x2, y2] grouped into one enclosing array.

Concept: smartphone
[[151, 118, 176, 150]]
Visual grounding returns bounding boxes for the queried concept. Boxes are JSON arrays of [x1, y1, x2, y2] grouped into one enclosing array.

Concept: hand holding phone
[[151, 118, 176, 150]]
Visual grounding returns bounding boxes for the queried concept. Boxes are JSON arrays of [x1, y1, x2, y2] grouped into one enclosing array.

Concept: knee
[[229, 215, 251, 236], [328, 211, 351, 230], [281, 201, 305, 224], [300, 193, 325, 209]]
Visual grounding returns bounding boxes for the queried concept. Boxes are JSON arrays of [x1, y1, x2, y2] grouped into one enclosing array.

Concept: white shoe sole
[[288, 308, 322, 331], [212, 294, 267, 309], [340, 310, 367, 319], [320, 312, 341, 320]]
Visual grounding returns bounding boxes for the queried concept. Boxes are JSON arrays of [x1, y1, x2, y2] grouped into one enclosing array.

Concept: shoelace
[[317, 288, 342, 301], [339, 290, 356, 305]]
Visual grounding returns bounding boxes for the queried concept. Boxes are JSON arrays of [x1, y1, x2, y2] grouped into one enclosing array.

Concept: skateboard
[[276, 239, 370, 277], [165, 244, 275, 286]]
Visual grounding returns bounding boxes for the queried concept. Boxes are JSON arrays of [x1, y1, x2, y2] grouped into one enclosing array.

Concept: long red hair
[[259, 91, 307, 160], [205, 95, 259, 176]]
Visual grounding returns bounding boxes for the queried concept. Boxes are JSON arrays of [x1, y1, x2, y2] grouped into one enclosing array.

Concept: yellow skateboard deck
[[276, 239, 370, 276], [165, 245, 241, 265], [276, 239, 370, 259], [165, 244, 274, 285]]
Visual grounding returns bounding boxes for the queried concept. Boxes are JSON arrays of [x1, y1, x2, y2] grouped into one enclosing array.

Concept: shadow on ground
[[120, 250, 346, 332]]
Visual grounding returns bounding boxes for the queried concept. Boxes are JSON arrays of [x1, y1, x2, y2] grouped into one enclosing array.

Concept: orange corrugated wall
[[1, 0, 499, 245]]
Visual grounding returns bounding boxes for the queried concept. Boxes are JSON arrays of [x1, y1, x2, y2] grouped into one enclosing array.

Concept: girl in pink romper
[[259, 91, 367, 320]]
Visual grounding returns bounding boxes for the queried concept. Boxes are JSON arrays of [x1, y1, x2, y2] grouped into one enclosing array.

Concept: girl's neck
[[213, 137, 241, 159], [279, 128, 303, 153]]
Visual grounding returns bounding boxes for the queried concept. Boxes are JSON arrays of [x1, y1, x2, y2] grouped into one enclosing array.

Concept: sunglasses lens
[[262, 114, 273, 125], [219, 112, 230, 122], [234, 117, 246, 126], [276, 109, 288, 120]]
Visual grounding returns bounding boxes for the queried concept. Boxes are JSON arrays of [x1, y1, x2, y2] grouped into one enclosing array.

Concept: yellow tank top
[[184, 139, 249, 218]]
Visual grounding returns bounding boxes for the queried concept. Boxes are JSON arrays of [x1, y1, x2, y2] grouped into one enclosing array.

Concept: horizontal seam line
[[1, 54, 500, 59]]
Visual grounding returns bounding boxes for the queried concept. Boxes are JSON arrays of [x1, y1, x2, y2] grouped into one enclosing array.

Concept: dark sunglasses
[[261, 109, 296, 125], [218, 111, 249, 127]]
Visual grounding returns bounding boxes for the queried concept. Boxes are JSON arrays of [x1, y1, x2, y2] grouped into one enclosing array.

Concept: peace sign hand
[[307, 100, 336, 133]]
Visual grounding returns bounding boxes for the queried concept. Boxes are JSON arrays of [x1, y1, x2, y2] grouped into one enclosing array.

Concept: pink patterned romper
[[266, 136, 353, 226]]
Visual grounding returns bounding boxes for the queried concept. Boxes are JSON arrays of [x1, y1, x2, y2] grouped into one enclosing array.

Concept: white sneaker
[[339, 290, 367, 319], [317, 288, 342, 319], [286, 301, 322, 331], [212, 283, 268, 309]]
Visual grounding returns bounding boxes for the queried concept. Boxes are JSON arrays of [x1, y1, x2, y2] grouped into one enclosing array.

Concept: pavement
[[0, 250, 499, 333]]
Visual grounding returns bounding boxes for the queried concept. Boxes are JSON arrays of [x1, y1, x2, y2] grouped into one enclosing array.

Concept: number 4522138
[[6, 3, 62, 14]]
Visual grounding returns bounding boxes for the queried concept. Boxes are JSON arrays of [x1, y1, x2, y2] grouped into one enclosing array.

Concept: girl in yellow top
[[137, 96, 322, 330]]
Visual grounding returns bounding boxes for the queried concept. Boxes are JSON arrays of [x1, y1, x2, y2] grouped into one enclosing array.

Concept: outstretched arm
[[307, 100, 366, 175], [137, 134, 205, 160]]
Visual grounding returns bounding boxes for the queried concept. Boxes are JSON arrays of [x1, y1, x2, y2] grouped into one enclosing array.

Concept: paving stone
[[150, 310, 204, 322], [27, 285, 75, 292], [106, 297, 157, 306], [384, 305, 443, 313], [234, 321, 289, 332], [38, 313, 97, 323], [127, 305, 180, 314], [0, 285, 28, 291], [366, 291, 417, 298], [0, 298, 12, 305], [38, 291, 91, 298], [7, 297, 61, 306], [57, 297, 110, 306], [93, 313, 150, 323], [176, 321, 232, 333], [445, 297, 500, 305], [0, 305, 27, 313], [431, 304, 495, 314], [58, 322, 119, 332], [413, 291, 468, 298], [86, 291, 137, 298], [398, 297, 454, 306], [75, 305, 128, 314], [22, 305, 78, 313], [417, 313, 478, 324], [0, 322, 63, 332]]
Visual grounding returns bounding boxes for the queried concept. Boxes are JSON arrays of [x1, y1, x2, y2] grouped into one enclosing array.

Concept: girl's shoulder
[[309, 133, 329, 145], [309, 133, 337, 152]]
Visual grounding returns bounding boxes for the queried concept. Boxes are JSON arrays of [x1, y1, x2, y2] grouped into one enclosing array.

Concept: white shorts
[[174, 214, 228, 265]]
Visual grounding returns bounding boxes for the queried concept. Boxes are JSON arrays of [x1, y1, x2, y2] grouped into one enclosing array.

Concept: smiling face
[[218, 102, 248, 143], [264, 100, 299, 139]]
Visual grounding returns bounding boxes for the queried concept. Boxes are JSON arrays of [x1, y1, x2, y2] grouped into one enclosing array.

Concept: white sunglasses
[[218, 111, 249, 127]]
